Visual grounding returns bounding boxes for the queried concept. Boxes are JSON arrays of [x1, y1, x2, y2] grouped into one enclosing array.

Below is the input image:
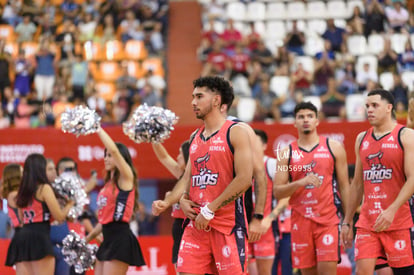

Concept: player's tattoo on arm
[[218, 191, 243, 209]]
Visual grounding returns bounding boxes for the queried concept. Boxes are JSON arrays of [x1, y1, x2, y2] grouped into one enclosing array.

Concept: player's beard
[[196, 102, 214, 120], [303, 129, 311, 135]]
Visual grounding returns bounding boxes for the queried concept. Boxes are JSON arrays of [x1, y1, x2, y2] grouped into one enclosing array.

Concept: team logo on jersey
[[192, 153, 219, 189], [97, 195, 107, 210], [364, 151, 392, 183]]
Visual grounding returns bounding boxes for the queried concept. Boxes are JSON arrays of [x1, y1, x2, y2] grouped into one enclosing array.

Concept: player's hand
[[195, 213, 210, 230], [248, 218, 264, 243], [299, 173, 322, 188], [261, 216, 273, 233], [180, 198, 199, 220], [152, 200, 169, 216], [373, 208, 395, 232], [340, 223, 353, 249]]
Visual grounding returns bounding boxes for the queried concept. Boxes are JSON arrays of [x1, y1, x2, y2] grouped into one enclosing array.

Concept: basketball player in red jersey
[[153, 76, 253, 274], [342, 89, 414, 275], [274, 102, 350, 275]]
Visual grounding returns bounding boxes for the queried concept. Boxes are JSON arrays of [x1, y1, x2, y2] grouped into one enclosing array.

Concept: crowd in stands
[[0, 0, 168, 129], [198, 0, 414, 122]]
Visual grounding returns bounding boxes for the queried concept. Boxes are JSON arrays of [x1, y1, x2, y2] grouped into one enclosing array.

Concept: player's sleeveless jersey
[[171, 203, 185, 219], [253, 157, 276, 216], [97, 181, 135, 225], [289, 136, 341, 225], [357, 124, 413, 230], [8, 206, 20, 228], [21, 197, 51, 224], [189, 120, 247, 235]]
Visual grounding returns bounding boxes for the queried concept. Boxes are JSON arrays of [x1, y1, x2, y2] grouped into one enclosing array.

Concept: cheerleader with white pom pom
[[12, 154, 75, 275], [85, 126, 145, 275]]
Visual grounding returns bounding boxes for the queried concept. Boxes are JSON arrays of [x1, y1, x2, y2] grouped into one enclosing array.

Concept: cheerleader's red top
[[97, 180, 135, 224]]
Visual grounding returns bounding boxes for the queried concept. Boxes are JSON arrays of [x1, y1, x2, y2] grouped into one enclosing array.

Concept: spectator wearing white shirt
[[356, 62, 378, 91], [385, 0, 409, 32]]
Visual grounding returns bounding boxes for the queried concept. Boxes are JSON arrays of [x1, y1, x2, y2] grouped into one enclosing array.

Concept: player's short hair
[[193, 76, 234, 109]]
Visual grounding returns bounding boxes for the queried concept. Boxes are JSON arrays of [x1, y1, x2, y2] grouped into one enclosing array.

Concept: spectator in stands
[[87, 88, 107, 117], [254, 77, 281, 122], [274, 45, 293, 68], [119, 10, 141, 43], [0, 105, 10, 128], [136, 69, 166, 98], [346, 5, 365, 35], [290, 62, 313, 96], [112, 88, 130, 123], [61, 0, 79, 24], [55, 20, 76, 67], [315, 39, 335, 62], [201, 40, 227, 77], [220, 19, 242, 55], [226, 42, 250, 80], [385, 0, 409, 33], [13, 48, 33, 98], [2, 1, 20, 27], [95, 13, 117, 44], [154, 0, 169, 36], [78, 12, 97, 43], [14, 96, 38, 128], [313, 54, 335, 96], [398, 39, 414, 71], [201, 17, 221, 46], [377, 38, 398, 74], [390, 74, 409, 108], [139, 83, 162, 107], [365, 0, 386, 36], [250, 39, 273, 74], [322, 18, 346, 53], [202, 0, 225, 23], [245, 22, 261, 51], [15, 13, 37, 43], [38, 12, 57, 39], [116, 63, 138, 96], [284, 20, 306, 56], [82, 0, 99, 19], [34, 39, 56, 100], [356, 62, 378, 91], [71, 54, 89, 101], [2, 87, 17, 124], [42, 0, 56, 26], [320, 78, 347, 119], [139, 3, 164, 54], [337, 61, 358, 95]]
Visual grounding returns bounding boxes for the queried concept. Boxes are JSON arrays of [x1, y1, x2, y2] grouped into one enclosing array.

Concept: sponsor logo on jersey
[[192, 153, 218, 189], [364, 151, 392, 183]]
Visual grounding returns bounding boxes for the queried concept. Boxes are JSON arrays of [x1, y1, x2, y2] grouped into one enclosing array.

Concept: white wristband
[[200, 204, 215, 221]]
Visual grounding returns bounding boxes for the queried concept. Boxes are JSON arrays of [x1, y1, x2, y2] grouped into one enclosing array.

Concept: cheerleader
[[12, 154, 74, 275], [2, 163, 26, 274], [85, 127, 145, 275]]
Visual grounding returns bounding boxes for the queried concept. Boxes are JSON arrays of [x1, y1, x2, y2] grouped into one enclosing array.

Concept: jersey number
[[23, 210, 35, 223]]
